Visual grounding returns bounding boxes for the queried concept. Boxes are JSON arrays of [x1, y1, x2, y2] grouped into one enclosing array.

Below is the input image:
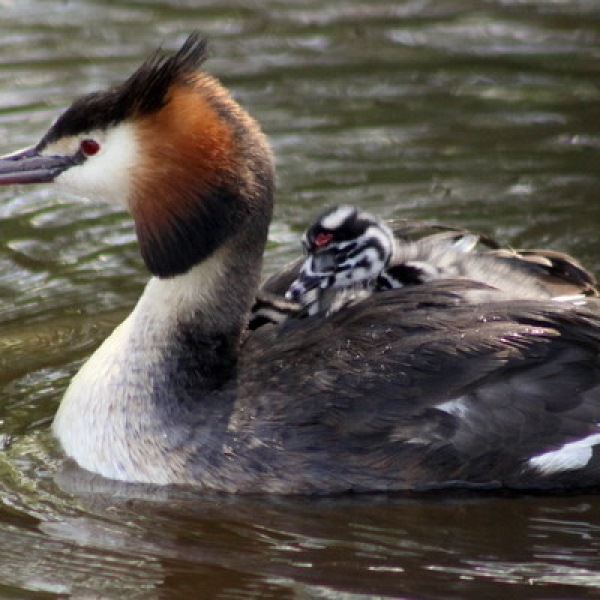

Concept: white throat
[[52, 253, 226, 484]]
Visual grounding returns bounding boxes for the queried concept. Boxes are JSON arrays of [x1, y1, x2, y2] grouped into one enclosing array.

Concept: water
[[0, 0, 599, 597]]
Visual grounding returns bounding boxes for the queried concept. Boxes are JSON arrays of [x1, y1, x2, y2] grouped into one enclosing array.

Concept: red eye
[[80, 139, 100, 156], [313, 232, 334, 248]]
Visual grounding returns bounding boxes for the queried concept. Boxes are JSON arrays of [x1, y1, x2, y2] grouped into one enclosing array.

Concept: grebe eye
[[80, 139, 100, 156], [313, 232, 334, 248]]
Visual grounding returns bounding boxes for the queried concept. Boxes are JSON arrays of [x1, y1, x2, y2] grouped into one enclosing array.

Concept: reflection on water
[[5, 466, 600, 598], [0, 0, 599, 598]]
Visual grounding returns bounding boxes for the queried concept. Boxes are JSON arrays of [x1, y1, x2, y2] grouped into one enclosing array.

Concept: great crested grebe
[[250, 205, 596, 327], [2, 34, 600, 493]]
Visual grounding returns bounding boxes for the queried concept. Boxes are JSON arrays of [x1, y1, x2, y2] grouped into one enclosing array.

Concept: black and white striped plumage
[[249, 205, 597, 329], [286, 206, 398, 314], [248, 206, 406, 329]]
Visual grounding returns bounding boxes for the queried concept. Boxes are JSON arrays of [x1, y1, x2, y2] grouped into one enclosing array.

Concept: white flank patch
[[436, 397, 470, 419], [552, 294, 587, 305], [528, 433, 600, 475]]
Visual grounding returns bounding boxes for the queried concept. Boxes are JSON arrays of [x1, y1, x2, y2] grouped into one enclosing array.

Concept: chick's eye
[[80, 139, 100, 156], [313, 232, 334, 248]]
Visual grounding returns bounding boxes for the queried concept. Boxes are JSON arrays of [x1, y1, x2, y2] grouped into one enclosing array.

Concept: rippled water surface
[[0, 1, 600, 598]]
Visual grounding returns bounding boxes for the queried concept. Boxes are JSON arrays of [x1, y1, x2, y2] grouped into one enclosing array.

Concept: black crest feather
[[40, 32, 209, 146]]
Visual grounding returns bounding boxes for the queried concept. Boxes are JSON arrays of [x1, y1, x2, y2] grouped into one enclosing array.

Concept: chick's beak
[[0, 146, 77, 185]]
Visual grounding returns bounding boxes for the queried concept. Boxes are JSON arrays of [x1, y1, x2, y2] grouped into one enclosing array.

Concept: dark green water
[[0, 1, 599, 598]]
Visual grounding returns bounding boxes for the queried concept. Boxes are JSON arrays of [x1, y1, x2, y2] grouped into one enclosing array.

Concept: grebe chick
[[286, 205, 398, 314], [2, 34, 600, 493], [250, 206, 399, 329], [250, 206, 597, 328], [295, 210, 598, 301]]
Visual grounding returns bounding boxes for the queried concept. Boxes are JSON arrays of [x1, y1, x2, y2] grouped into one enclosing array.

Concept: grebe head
[[286, 205, 395, 303], [0, 33, 274, 278]]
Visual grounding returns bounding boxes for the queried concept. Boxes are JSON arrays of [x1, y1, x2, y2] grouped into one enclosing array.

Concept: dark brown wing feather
[[488, 248, 597, 297], [228, 281, 600, 492]]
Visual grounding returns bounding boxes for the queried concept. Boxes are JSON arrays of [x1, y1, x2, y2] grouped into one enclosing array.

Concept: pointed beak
[[0, 146, 77, 185], [285, 260, 332, 301]]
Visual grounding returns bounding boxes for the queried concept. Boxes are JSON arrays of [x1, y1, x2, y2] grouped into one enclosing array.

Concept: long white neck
[[52, 241, 259, 484]]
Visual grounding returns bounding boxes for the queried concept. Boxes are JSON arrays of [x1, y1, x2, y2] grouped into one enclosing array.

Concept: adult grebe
[[250, 205, 596, 327], [1, 34, 600, 493]]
